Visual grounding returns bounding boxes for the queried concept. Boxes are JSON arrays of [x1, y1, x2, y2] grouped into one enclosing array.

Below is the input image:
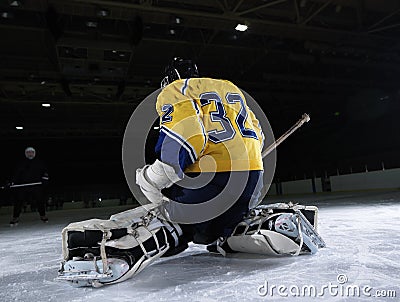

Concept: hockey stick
[[262, 113, 310, 159], [0, 182, 43, 189]]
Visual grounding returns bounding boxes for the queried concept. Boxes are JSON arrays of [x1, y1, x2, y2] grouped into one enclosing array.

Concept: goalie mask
[[161, 57, 199, 88]]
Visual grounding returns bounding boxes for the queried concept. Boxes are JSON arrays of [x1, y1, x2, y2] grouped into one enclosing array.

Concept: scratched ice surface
[[1, 191, 399, 302]]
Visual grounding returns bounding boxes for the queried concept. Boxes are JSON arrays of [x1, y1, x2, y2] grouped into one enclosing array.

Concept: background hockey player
[[136, 57, 265, 250], [9, 147, 49, 226]]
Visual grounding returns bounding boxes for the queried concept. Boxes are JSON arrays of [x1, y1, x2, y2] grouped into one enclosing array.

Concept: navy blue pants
[[162, 170, 263, 245], [13, 186, 46, 218]]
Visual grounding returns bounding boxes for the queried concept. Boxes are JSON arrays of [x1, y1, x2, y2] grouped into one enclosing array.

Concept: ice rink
[[1, 191, 399, 302]]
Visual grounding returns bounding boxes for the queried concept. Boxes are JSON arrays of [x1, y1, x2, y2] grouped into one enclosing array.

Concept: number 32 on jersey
[[161, 91, 258, 144]]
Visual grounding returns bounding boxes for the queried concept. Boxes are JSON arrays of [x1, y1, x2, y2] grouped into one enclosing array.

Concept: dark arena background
[[0, 1, 399, 301]]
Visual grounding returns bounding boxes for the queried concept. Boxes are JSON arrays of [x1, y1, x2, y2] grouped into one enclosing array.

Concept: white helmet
[[25, 147, 36, 160]]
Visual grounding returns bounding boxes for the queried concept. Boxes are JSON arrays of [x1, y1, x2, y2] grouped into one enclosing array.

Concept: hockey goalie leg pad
[[226, 214, 301, 256], [225, 203, 326, 256], [58, 205, 184, 287]]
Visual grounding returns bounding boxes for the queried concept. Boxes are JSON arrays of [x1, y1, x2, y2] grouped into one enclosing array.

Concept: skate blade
[[57, 258, 130, 287], [57, 275, 109, 287], [57, 272, 111, 281]]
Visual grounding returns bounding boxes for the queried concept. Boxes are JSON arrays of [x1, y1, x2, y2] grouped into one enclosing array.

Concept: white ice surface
[[1, 191, 400, 302]]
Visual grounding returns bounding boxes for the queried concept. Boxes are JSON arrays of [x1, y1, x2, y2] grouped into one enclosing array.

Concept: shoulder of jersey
[[187, 77, 236, 87], [158, 78, 239, 104], [161, 78, 237, 93]]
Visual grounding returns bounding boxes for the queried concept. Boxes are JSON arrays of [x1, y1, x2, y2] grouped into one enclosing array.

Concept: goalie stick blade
[[57, 258, 130, 287]]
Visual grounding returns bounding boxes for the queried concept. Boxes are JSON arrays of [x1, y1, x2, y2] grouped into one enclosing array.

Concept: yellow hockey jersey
[[155, 78, 264, 174]]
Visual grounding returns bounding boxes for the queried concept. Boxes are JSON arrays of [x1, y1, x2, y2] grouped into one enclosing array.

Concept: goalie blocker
[[57, 203, 325, 287]]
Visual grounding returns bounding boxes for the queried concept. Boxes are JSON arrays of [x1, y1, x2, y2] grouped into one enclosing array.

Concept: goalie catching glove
[[136, 160, 182, 205]]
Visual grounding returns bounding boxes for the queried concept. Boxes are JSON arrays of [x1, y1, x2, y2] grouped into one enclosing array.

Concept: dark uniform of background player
[[9, 147, 49, 225]]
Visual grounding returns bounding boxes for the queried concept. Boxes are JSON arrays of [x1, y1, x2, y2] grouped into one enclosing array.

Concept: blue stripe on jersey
[[192, 100, 207, 154], [181, 79, 189, 95], [155, 126, 197, 174], [161, 126, 197, 162], [192, 99, 200, 114]]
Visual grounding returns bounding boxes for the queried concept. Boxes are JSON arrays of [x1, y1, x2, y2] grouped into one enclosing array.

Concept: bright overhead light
[[169, 29, 175, 35], [235, 23, 248, 32], [9, 1, 21, 7], [40, 81, 46, 85], [175, 17, 181, 24], [16, 126, 23, 130], [42, 103, 51, 108]]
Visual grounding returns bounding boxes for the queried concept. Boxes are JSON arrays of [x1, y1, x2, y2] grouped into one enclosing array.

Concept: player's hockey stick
[[261, 113, 310, 159], [0, 182, 43, 189]]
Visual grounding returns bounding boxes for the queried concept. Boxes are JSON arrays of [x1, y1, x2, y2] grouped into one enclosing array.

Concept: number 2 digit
[[226, 93, 258, 139], [161, 104, 173, 123]]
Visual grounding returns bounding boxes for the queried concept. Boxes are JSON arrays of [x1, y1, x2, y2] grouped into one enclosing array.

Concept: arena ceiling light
[[235, 23, 248, 32], [16, 126, 23, 130], [86, 21, 98, 28], [9, 0, 22, 7], [42, 103, 51, 108], [97, 9, 109, 17], [1, 11, 13, 18]]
